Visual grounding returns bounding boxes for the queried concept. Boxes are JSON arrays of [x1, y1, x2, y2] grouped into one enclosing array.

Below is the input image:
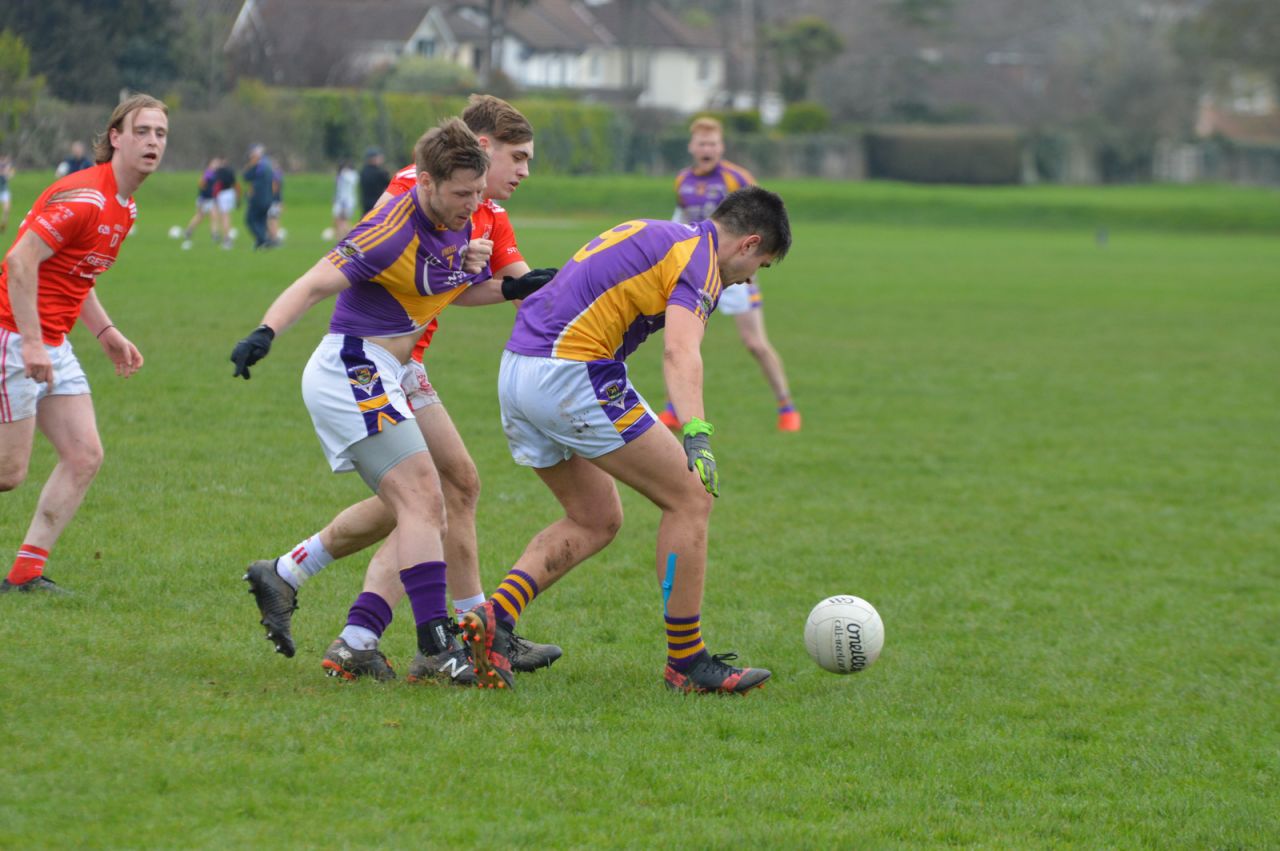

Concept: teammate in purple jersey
[[229, 119, 553, 686], [660, 116, 802, 432], [460, 186, 793, 694]]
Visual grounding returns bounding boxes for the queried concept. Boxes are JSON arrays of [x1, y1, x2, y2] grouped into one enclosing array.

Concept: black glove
[[681, 417, 719, 498], [501, 267, 558, 300], [230, 324, 275, 380]]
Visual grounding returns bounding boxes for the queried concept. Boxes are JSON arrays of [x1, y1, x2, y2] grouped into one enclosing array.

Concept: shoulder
[[720, 160, 756, 186]]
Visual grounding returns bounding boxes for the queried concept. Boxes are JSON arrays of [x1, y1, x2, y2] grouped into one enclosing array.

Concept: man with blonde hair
[[659, 116, 802, 432], [1, 94, 168, 592]]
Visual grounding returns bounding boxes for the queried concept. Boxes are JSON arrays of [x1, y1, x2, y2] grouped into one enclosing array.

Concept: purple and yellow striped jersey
[[673, 159, 756, 223], [324, 191, 484, 339], [506, 219, 724, 363]]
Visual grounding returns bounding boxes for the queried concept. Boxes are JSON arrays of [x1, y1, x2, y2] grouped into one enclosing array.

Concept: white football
[[321, 227, 335, 240], [804, 595, 884, 674], [167, 225, 181, 239]]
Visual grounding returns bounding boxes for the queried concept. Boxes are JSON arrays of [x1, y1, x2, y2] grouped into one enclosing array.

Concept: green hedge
[[866, 125, 1023, 185]]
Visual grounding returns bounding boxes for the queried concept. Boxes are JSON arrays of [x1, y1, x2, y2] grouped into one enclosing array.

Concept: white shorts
[[717, 281, 762, 316], [0, 189, 11, 204], [498, 350, 656, 468], [268, 202, 282, 219], [400, 358, 442, 412], [0, 329, 90, 423], [196, 197, 215, 214], [301, 334, 419, 473], [216, 189, 237, 213], [332, 198, 356, 220]]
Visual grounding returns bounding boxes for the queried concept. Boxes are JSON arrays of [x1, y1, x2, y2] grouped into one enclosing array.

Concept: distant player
[[0, 94, 168, 593], [211, 157, 238, 249], [238, 95, 560, 681], [330, 160, 358, 239], [229, 117, 556, 684], [0, 155, 14, 232], [461, 186, 791, 693], [658, 116, 801, 432], [179, 157, 220, 249]]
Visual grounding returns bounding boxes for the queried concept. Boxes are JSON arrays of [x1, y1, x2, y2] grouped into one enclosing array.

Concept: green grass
[[1, 172, 1277, 848]]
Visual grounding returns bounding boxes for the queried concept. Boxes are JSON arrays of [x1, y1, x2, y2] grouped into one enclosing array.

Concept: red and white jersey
[[386, 165, 526, 362], [0, 163, 137, 344]]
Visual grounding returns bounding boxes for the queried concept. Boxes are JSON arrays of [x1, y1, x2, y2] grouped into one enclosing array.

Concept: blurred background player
[[237, 95, 561, 679], [658, 116, 801, 432], [0, 94, 168, 593], [329, 159, 358, 239], [461, 186, 791, 693], [266, 162, 285, 244], [0, 155, 12, 232], [358, 147, 390, 216], [212, 156, 238, 249], [179, 157, 220, 250], [54, 140, 93, 178], [242, 144, 276, 250]]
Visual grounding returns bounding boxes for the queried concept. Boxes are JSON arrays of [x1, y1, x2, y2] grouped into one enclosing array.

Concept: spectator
[[358, 147, 390, 216], [55, 141, 93, 179], [242, 144, 276, 250]]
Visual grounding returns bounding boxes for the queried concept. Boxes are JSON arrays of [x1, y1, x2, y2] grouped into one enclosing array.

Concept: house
[[224, 0, 728, 112], [497, 0, 726, 113]]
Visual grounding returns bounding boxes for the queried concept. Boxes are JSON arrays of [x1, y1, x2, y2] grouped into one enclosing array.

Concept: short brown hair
[[414, 117, 489, 182], [689, 116, 723, 137], [462, 94, 533, 145], [93, 93, 168, 163]]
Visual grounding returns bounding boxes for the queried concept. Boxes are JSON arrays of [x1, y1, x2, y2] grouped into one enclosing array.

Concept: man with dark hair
[[229, 118, 556, 685], [462, 186, 792, 693], [358, 147, 390, 216], [1, 94, 168, 593]]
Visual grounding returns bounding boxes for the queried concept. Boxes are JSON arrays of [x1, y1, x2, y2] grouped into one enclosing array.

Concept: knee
[[743, 337, 772, 361], [579, 494, 623, 546], [0, 463, 27, 492], [440, 458, 481, 515], [65, 443, 104, 482]]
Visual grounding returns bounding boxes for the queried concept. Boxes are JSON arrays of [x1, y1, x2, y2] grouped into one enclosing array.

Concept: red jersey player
[[237, 95, 562, 680], [0, 94, 168, 593]]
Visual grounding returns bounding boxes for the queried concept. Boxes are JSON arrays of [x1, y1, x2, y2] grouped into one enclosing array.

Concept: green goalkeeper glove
[[681, 417, 718, 498]]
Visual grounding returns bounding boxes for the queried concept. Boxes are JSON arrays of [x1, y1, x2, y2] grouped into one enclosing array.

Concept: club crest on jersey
[[336, 242, 363, 259], [700, 293, 715, 313], [600, 382, 625, 408], [347, 366, 377, 388]]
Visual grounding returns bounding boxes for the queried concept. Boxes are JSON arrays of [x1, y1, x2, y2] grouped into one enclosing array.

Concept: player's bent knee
[[0, 465, 28, 492]]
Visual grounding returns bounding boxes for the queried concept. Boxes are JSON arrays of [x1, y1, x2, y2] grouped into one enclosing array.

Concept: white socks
[[274, 534, 334, 590]]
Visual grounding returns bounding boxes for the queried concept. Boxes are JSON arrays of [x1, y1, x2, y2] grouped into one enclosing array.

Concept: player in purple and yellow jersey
[[229, 118, 554, 686], [659, 116, 802, 432], [459, 186, 792, 694]]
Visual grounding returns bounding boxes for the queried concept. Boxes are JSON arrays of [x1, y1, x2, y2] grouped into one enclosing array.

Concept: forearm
[[260, 258, 347, 334], [453, 279, 505, 306], [78, 290, 114, 337], [4, 253, 44, 340], [663, 345, 705, 424]]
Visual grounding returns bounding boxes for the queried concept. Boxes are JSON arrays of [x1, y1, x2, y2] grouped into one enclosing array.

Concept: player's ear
[[742, 234, 762, 254]]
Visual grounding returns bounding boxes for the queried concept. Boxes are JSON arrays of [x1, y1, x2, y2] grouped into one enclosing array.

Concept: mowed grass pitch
[[1, 171, 1277, 848]]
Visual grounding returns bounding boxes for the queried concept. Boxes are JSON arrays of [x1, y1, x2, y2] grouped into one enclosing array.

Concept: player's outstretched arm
[[230, 258, 349, 379], [453, 264, 557, 307]]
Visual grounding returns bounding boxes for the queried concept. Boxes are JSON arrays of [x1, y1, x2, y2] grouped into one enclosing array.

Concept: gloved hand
[[501, 267, 558, 300], [230, 324, 275, 379], [681, 417, 718, 497]]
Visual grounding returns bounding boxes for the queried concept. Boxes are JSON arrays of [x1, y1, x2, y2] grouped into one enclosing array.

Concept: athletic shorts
[[717, 281, 762, 316], [497, 350, 656, 468], [216, 189, 237, 213], [332, 198, 355, 220], [0, 189, 11, 204], [0, 329, 90, 423], [400, 358, 441, 412], [301, 334, 419, 473], [268, 202, 282, 219], [196, 197, 215, 214]]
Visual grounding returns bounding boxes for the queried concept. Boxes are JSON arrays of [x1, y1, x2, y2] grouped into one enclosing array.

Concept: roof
[[228, 0, 435, 51], [507, 0, 719, 52]]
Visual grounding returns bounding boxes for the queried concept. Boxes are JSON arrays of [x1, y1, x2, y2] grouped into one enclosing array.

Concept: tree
[[0, 0, 180, 103], [0, 29, 44, 149], [1180, 0, 1280, 87], [765, 15, 844, 102]]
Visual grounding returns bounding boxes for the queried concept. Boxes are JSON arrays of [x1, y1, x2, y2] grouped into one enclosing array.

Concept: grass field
[[1, 171, 1277, 848]]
